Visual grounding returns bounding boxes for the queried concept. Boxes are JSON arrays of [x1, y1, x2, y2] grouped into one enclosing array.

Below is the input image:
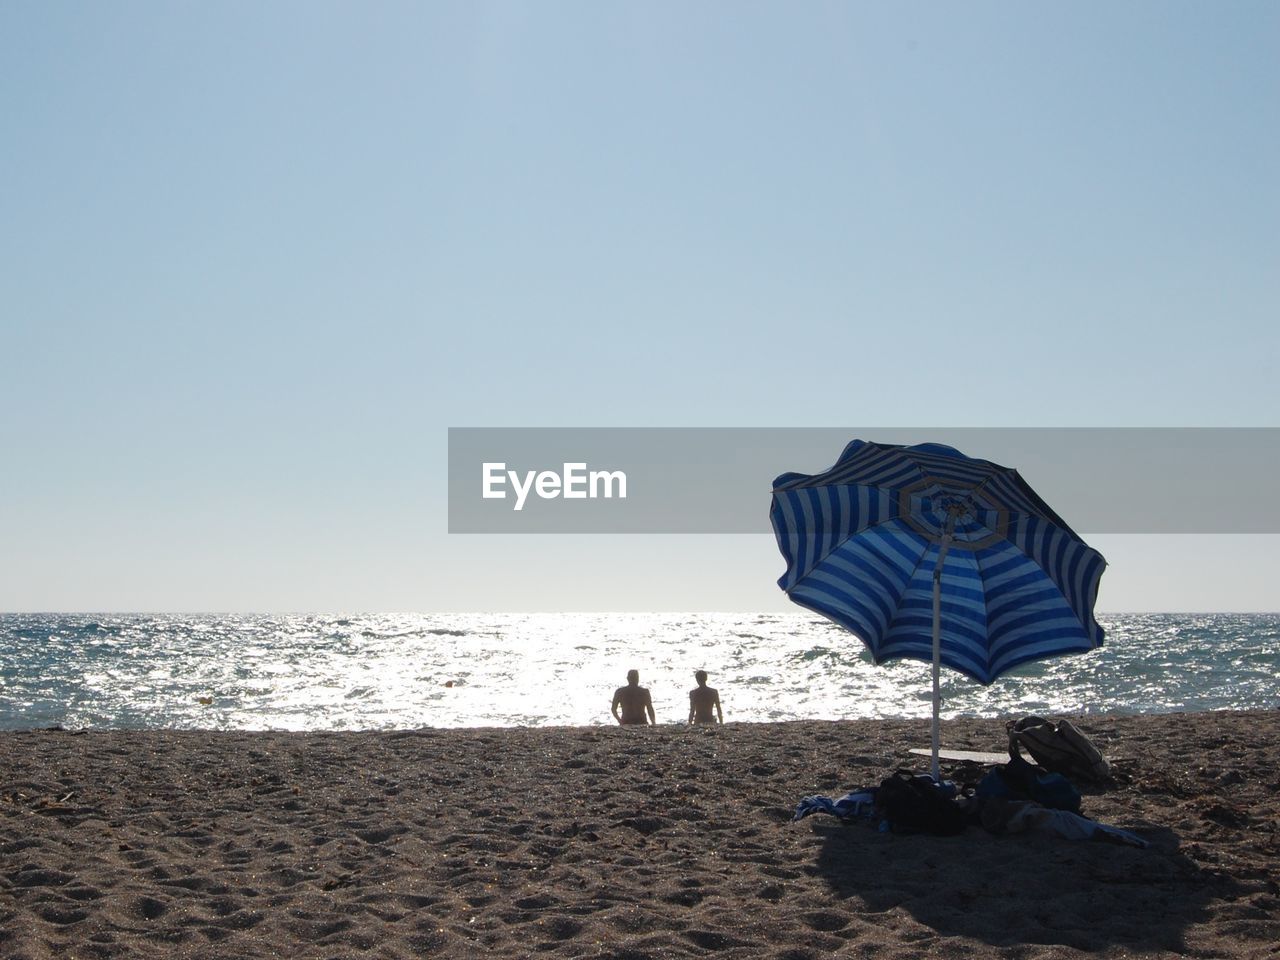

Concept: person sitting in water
[[688, 670, 723, 724], [611, 669, 655, 725]]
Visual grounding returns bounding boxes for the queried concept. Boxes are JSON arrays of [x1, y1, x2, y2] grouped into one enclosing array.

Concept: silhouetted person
[[688, 670, 722, 724], [611, 669, 655, 725]]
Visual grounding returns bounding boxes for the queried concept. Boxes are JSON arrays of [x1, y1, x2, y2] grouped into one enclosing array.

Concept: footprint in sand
[[10, 867, 75, 887], [514, 893, 559, 910], [801, 911, 850, 933], [540, 916, 582, 941], [204, 896, 242, 917], [660, 889, 704, 907], [34, 904, 88, 926], [132, 895, 168, 920], [684, 930, 752, 950], [62, 885, 104, 902]]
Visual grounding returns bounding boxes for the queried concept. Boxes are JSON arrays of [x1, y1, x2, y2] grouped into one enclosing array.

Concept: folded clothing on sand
[[793, 790, 878, 822], [979, 797, 1149, 847]]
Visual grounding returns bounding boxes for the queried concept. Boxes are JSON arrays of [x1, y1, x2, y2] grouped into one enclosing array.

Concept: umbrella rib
[[872, 528, 939, 650], [980, 510, 1098, 639], [791, 528, 937, 669], [971, 545, 997, 681], [973, 468, 1079, 537], [788, 507, 921, 591]]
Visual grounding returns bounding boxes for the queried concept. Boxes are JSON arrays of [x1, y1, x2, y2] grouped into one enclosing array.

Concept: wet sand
[[2, 711, 1278, 959]]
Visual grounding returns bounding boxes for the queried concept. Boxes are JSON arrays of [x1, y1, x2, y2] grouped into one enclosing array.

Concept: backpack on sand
[[976, 753, 1082, 814], [1008, 716, 1112, 784]]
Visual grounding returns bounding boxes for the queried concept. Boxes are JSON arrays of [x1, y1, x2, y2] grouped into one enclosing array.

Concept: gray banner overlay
[[448, 428, 1280, 534]]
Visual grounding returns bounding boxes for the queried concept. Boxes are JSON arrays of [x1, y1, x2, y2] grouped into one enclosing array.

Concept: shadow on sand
[[812, 821, 1232, 953]]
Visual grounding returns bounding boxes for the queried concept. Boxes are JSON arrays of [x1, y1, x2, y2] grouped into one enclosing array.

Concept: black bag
[[875, 770, 969, 836]]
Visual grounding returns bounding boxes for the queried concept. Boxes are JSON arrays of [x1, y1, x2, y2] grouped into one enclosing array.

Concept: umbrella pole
[[932, 568, 941, 781], [931, 526, 955, 782]]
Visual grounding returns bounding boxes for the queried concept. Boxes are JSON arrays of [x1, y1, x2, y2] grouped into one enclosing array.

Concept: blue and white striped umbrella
[[771, 440, 1107, 776]]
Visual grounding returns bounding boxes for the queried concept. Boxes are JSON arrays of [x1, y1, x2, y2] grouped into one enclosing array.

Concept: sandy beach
[[2, 711, 1277, 959]]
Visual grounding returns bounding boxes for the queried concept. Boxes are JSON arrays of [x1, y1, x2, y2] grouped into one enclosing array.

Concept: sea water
[[1, 613, 1277, 731]]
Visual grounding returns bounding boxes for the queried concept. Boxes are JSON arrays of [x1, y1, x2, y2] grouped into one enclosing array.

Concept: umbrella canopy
[[771, 440, 1106, 777]]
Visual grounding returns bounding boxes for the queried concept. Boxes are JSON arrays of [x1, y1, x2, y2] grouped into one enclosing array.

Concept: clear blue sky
[[2, 2, 1276, 611]]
